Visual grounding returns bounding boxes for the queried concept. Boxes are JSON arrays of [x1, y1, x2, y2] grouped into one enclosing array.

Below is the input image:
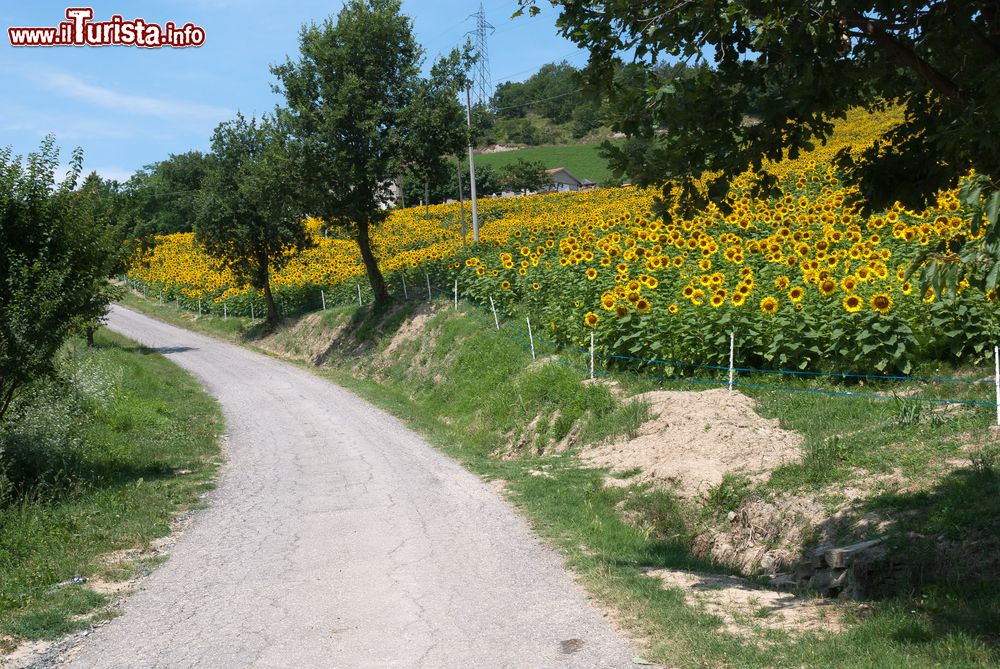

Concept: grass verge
[[0, 329, 222, 650], [119, 293, 1000, 667]]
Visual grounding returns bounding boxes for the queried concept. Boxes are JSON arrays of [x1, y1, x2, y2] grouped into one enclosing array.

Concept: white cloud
[[37, 70, 231, 122]]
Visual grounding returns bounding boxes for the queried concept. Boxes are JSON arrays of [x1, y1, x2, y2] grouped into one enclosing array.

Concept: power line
[[492, 86, 583, 112]]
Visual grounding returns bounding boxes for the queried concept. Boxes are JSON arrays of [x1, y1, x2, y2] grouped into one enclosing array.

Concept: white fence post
[[994, 345, 999, 426], [425, 272, 432, 300], [527, 317, 536, 360], [489, 296, 499, 330], [402, 275, 408, 300], [357, 283, 363, 306], [729, 332, 735, 394], [590, 332, 595, 380], [198, 299, 202, 316], [224, 303, 228, 321], [321, 289, 327, 310], [454, 279, 458, 310]]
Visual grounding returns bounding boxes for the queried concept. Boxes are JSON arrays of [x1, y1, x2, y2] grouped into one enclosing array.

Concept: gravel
[[53, 306, 640, 668]]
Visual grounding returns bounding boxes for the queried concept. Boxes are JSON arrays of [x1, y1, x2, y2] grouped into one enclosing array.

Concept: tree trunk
[[259, 256, 280, 325], [356, 220, 390, 306], [86, 326, 95, 347]]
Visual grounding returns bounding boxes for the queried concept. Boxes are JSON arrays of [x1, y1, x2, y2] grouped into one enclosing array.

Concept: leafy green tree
[[195, 114, 308, 326], [272, 0, 422, 307], [0, 138, 121, 423], [500, 158, 549, 193], [120, 151, 210, 239], [402, 48, 471, 217], [517, 1, 1000, 210]]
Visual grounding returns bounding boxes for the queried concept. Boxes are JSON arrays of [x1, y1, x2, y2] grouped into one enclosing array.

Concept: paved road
[[62, 306, 639, 668]]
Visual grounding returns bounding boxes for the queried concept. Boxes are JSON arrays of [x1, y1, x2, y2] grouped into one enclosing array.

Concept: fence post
[[729, 332, 735, 394], [321, 289, 326, 310], [994, 345, 999, 427], [198, 299, 202, 316], [489, 296, 499, 330], [527, 316, 536, 360], [590, 332, 595, 380], [251, 303, 255, 320], [402, 275, 408, 300], [425, 272, 432, 300], [224, 303, 228, 321], [159, 292, 163, 305], [454, 279, 458, 310], [357, 283, 363, 306]]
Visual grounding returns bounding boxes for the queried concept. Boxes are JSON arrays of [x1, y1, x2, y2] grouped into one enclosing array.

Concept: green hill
[[465, 142, 615, 184]]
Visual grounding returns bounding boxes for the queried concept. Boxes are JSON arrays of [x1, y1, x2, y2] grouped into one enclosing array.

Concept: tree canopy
[[195, 114, 308, 325], [0, 139, 121, 422], [272, 0, 422, 306], [517, 1, 1000, 213]]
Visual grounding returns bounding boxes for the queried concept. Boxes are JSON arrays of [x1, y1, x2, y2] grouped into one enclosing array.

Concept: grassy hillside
[[466, 142, 615, 183]]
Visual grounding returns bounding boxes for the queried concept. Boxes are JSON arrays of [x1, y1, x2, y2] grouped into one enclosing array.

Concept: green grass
[[0, 330, 222, 645], [119, 293, 1000, 667], [463, 142, 615, 183]]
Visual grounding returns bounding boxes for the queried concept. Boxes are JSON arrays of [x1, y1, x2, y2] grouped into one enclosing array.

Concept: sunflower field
[[128, 108, 999, 376]]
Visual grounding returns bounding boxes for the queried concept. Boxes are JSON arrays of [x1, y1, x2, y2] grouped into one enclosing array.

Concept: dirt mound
[[583, 388, 802, 498]]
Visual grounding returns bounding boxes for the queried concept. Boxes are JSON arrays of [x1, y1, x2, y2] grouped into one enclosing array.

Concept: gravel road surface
[[58, 306, 640, 668]]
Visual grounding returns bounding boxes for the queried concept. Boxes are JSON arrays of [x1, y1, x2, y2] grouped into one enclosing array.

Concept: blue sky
[[0, 1, 588, 183]]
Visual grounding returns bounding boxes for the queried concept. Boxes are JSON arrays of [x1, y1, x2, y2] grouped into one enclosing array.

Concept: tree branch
[[845, 13, 963, 100]]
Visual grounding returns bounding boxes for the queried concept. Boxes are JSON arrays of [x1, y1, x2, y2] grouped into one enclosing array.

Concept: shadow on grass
[[0, 428, 188, 508], [801, 463, 1000, 649]]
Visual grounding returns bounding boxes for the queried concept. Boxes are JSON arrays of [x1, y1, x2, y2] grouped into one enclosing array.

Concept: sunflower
[[600, 293, 616, 310], [710, 293, 725, 308], [841, 276, 857, 292], [500, 280, 511, 290], [615, 304, 629, 318], [585, 268, 598, 280], [871, 293, 893, 314], [775, 275, 790, 290], [843, 294, 862, 313], [788, 286, 805, 303], [759, 296, 779, 315], [584, 311, 600, 327], [731, 292, 746, 307], [668, 304, 679, 314], [900, 281, 913, 295], [819, 278, 837, 296], [635, 297, 652, 314]]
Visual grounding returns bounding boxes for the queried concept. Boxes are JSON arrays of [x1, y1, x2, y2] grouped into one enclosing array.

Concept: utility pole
[[465, 85, 479, 243], [456, 157, 467, 246]]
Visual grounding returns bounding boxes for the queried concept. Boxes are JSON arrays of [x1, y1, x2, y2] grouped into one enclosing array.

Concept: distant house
[[545, 167, 585, 192]]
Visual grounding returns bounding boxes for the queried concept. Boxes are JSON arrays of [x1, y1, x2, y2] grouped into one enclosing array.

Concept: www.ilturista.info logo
[[8, 8, 205, 48]]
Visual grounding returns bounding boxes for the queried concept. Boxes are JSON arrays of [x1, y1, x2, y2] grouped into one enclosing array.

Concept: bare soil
[[646, 569, 844, 639], [583, 388, 803, 498]]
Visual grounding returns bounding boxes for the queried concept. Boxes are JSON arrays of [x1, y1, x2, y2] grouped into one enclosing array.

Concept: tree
[[402, 48, 471, 218], [120, 151, 210, 239], [500, 158, 549, 193], [195, 114, 308, 326], [272, 0, 422, 307], [516, 1, 1000, 212], [0, 138, 120, 423]]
